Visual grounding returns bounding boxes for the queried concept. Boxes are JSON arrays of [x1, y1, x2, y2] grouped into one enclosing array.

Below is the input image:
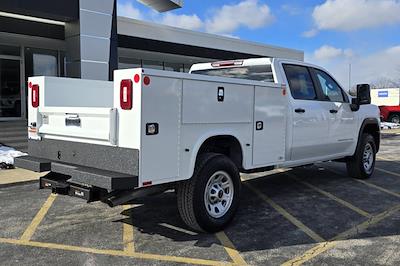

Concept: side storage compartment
[[139, 74, 182, 185], [182, 80, 253, 124], [252, 84, 287, 166]]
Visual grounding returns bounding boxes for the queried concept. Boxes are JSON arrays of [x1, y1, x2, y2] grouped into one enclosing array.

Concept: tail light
[[120, 79, 133, 110], [31, 85, 39, 108]]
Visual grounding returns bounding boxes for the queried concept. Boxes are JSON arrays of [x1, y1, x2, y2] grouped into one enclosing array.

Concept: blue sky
[[117, 0, 400, 88]]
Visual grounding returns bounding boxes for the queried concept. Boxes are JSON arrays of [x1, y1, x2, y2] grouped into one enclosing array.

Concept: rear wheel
[[176, 153, 241, 232], [388, 113, 400, 124], [346, 133, 376, 179]]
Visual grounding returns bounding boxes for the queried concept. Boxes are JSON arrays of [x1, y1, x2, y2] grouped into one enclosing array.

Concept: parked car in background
[[371, 88, 400, 123]]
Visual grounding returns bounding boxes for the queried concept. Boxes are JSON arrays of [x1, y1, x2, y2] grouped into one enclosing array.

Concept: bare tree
[[370, 65, 400, 89]]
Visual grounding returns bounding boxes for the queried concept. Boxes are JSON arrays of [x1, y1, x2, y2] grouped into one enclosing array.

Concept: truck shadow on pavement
[[119, 159, 400, 254]]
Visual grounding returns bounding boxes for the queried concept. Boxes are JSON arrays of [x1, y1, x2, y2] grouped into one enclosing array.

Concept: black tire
[[346, 133, 376, 179], [388, 113, 400, 124], [176, 153, 241, 232]]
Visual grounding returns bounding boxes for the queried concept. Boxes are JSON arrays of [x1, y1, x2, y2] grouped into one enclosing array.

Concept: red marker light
[[120, 79, 133, 110], [134, 74, 140, 83], [31, 85, 39, 108], [28, 82, 32, 88], [143, 76, 150, 86], [143, 181, 152, 187]]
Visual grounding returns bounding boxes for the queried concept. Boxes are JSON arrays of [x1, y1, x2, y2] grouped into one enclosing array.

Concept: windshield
[[191, 65, 274, 82]]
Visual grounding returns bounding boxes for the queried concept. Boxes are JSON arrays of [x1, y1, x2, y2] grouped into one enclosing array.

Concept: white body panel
[[28, 58, 380, 189], [253, 85, 287, 165], [28, 76, 114, 145]]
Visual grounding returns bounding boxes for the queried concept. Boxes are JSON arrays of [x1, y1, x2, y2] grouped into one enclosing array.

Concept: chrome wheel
[[204, 171, 234, 218], [363, 143, 374, 174]]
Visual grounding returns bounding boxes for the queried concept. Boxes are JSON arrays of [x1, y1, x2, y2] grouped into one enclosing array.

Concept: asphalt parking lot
[[0, 133, 400, 266]]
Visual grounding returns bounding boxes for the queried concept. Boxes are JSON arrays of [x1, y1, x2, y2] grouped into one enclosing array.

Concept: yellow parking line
[[122, 205, 135, 254], [20, 193, 57, 241], [245, 183, 325, 243], [283, 171, 371, 218], [375, 167, 400, 178], [281, 203, 400, 265], [355, 179, 400, 198], [332, 203, 400, 241], [215, 231, 247, 265], [281, 241, 338, 266], [0, 237, 233, 266], [323, 166, 400, 199]]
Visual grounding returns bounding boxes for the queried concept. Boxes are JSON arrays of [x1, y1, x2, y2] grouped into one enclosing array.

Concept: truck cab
[[191, 58, 380, 166]]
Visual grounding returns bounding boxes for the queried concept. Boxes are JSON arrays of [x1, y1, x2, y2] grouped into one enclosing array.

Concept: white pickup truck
[[15, 58, 380, 232]]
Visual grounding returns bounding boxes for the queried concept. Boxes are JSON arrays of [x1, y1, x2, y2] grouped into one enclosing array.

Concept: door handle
[[294, 108, 305, 113], [330, 109, 338, 114]]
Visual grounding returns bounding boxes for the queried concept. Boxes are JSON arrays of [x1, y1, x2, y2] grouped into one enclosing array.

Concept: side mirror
[[350, 84, 371, 111], [357, 84, 371, 105]]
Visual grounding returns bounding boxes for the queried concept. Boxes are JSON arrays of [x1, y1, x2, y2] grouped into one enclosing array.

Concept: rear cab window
[[283, 64, 317, 100], [191, 64, 275, 83]]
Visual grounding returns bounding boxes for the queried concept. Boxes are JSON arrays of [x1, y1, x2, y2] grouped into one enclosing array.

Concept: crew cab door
[[283, 64, 331, 161], [311, 68, 356, 155]]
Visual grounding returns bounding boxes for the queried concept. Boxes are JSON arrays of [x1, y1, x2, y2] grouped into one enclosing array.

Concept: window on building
[[25, 48, 59, 78], [0, 45, 20, 56], [0, 59, 21, 118], [118, 57, 142, 69], [33, 53, 57, 76], [142, 60, 163, 70]]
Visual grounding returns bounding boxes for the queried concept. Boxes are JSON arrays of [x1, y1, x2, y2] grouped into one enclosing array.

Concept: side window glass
[[315, 69, 345, 102], [283, 64, 317, 100]]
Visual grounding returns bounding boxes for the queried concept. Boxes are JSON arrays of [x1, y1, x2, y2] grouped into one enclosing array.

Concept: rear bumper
[[27, 139, 139, 176], [15, 155, 138, 191]]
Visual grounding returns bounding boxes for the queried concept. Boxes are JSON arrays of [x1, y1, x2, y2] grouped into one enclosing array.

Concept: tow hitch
[[39, 173, 105, 202]]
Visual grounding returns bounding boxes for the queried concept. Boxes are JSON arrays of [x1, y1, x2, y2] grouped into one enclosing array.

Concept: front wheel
[[176, 153, 241, 232], [346, 133, 376, 179]]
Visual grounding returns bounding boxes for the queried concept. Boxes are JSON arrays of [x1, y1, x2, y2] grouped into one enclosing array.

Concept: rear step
[[40, 173, 105, 202], [15, 156, 139, 191]]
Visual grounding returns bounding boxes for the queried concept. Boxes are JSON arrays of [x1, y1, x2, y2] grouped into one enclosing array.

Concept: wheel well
[[388, 112, 400, 118], [197, 135, 243, 169], [362, 122, 380, 152]]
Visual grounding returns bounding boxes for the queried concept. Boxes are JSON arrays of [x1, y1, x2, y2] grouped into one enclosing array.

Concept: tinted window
[[283, 65, 317, 100], [315, 69, 345, 102], [192, 65, 274, 82], [0, 45, 20, 56]]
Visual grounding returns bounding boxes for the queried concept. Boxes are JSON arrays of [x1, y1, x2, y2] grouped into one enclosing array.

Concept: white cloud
[[117, 2, 143, 20], [312, 0, 400, 31], [281, 4, 302, 15], [307, 45, 400, 88], [205, 0, 274, 35], [302, 29, 318, 38], [117, 0, 273, 37], [159, 13, 203, 31], [313, 45, 353, 61]]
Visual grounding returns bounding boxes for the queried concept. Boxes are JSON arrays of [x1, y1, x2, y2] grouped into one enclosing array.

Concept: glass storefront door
[[0, 58, 22, 118]]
